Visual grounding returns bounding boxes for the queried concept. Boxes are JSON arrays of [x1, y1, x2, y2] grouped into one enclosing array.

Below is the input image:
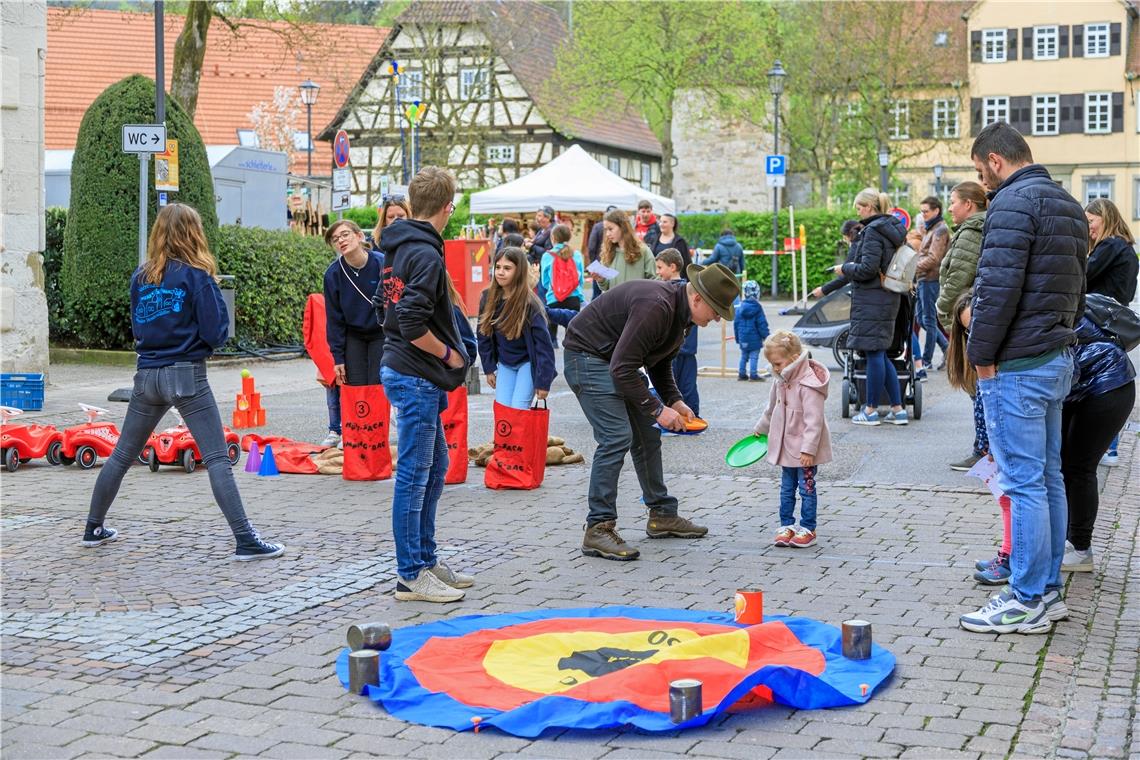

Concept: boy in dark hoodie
[[377, 166, 473, 604]]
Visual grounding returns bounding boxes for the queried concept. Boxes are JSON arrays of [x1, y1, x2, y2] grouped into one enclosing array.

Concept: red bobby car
[[61, 404, 122, 470], [0, 406, 64, 472], [141, 413, 241, 473]]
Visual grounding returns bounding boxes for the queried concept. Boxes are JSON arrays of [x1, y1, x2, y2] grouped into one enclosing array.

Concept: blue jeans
[[863, 350, 901, 408], [564, 350, 677, 525], [672, 353, 699, 416], [495, 361, 534, 410], [916, 280, 948, 366], [739, 348, 761, 378], [326, 385, 341, 434], [87, 361, 252, 537], [780, 466, 818, 531], [381, 367, 449, 581], [978, 350, 1073, 603]]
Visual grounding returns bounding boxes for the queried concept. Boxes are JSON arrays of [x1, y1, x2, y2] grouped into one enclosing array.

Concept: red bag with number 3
[[340, 384, 392, 481], [484, 400, 549, 490], [442, 386, 469, 484]]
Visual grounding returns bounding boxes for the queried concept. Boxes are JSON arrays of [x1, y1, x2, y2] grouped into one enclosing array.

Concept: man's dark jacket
[[529, 224, 553, 264], [967, 164, 1087, 367], [377, 219, 470, 391], [841, 214, 906, 351], [563, 280, 691, 417]]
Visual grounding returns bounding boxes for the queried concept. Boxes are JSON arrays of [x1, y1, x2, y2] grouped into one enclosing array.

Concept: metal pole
[[770, 90, 780, 298], [138, 155, 149, 267], [306, 103, 313, 177], [879, 148, 889, 193], [155, 1, 165, 123]]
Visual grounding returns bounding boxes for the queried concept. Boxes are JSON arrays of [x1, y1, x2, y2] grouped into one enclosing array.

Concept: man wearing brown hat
[[563, 263, 741, 560]]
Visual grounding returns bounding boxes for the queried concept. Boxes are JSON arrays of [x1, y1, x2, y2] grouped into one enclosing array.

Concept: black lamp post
[[877, 145, 890, 193], [767, 59, 787, 298], [299, 79, 321, 177]]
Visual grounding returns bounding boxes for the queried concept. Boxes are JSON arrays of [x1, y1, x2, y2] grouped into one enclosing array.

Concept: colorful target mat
[[335, 606, 894, 737]]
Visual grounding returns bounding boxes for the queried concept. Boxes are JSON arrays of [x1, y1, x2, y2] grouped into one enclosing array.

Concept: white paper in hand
[[586, 260, 620, 281], [966, 455, 1006, 502]]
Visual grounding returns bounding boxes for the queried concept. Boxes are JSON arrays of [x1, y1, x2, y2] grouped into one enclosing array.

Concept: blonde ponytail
[[854, 188, 892, 215]]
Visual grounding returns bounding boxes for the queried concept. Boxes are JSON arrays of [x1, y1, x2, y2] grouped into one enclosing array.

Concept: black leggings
[[1061, 381, 1134, 550], [546, 295, 581, 345], [345, 333, 383, 386]]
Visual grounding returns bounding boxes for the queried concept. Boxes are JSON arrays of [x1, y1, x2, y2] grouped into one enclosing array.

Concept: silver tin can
[[669, 678, 703, 723], [347, 622, 392, 652], [842, 619, 872, 660], [348, 649, 380, 694]]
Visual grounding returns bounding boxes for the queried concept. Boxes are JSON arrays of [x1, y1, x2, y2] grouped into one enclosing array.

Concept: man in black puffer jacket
[[959, 123, 1087, 637]]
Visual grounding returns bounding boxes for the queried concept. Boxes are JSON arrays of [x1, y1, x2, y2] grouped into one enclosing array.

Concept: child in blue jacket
[[734, 280, 770, 381]]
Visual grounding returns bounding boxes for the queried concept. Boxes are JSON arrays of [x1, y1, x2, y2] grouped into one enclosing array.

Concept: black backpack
[[1083, 293, 1140, 351]]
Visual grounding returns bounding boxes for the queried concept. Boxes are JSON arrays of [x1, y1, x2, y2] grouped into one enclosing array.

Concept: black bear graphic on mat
[[557, 647, 657, 677]]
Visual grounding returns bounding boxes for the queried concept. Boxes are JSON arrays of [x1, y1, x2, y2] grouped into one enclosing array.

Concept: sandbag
[[340, 384, 393, 481]]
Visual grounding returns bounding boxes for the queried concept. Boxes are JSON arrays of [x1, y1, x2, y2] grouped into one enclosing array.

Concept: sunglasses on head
[[382, 194, 405, 203]]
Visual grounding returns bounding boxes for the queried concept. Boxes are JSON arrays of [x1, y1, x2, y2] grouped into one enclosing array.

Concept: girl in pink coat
[[753, 331, 833, 547]]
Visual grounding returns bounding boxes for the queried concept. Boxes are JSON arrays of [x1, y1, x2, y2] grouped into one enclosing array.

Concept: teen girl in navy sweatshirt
[[82, 203, 284, 561]]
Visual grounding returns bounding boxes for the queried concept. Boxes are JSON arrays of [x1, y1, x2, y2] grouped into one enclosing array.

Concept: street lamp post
[[767, 59, 787, 298], [299, 79, 321, 177], [933, 163, 944, 202], [877, 145, 890, 193]]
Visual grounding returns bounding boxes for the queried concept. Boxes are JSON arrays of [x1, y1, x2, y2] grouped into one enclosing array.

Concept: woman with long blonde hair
[[1084, 198, 1137, 306], [594, 209, 655, 291], [83, 203, 284, 560], [372, 193, 411, 250]]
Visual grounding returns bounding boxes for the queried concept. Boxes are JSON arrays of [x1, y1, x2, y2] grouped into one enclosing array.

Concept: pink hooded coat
[[753, 352, 833, 468]]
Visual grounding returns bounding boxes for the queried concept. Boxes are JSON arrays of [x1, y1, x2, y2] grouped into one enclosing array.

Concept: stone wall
[[0, 1, 49, 374]]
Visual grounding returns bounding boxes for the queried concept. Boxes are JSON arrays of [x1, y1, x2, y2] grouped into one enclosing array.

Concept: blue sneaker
[[960, 588, 1052, 634], [915, 369, 928, 382], [973, 553, 1010, 585], [886, 410, 908, 425], [852, 410, 880, 426], [975, 553, 1002, 572]]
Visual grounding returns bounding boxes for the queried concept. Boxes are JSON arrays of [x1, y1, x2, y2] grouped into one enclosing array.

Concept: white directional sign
[[122, 124, 167, 154], [333, 168, 352, 192], [766, 174, 787, 188]]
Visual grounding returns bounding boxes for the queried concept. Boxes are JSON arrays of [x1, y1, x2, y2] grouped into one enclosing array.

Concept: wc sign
[[765, 154, 787, 188]]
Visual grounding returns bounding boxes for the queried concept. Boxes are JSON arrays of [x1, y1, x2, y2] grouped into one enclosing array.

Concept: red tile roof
[[46, 7, 387, 174]]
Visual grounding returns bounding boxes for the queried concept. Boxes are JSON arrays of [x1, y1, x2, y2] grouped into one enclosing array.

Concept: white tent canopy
[[469, 145, 674, 214]]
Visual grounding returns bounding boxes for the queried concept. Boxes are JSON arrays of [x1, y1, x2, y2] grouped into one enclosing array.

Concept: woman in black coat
[[835, 188, 908, 426]]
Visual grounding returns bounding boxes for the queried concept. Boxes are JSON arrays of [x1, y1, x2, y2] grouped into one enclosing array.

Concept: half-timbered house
[[318, 0, 662, 205]]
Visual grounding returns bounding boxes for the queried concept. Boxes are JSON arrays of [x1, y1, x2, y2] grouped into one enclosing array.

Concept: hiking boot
[[973, 553, 1011, 585], [774, 526, 795, 547], [646, 511, 707, 539], [789, 527, 817, 548], [582, 521, 640, 561], [429, 560, 474, 589], [959, 588, 1052, 634], [82, 523, 119, 548], [1061, 541, 1093, 572], [951, 452, 983, 472], [320, 430, 341, 448], [395, 568, 464, 602], [233, 530, 285, 561]]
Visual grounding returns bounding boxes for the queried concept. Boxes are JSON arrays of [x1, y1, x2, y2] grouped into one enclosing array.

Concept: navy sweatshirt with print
[[323, 251, 384, 364], [132, 261, 228, 368]]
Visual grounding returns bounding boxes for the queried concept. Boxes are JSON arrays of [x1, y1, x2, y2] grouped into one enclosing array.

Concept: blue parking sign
[[765, 155, 787, 175]]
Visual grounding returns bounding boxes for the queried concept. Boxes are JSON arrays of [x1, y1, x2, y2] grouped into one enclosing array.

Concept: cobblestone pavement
[[2, 349, 1137, 759]]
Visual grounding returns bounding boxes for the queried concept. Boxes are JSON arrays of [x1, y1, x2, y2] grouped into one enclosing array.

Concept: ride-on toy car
[[141, 412, 241, 473], [0, 406, 64, 472], [61, 404, 122, 469]]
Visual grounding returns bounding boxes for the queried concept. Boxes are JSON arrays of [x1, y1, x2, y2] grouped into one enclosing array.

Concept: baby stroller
[[837, 294, 921, 420], [792, 282, 853, 371]]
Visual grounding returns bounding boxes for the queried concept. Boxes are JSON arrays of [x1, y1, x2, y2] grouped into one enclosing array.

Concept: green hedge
[[677, 208, 855, 294], [62, 74, 218, 349], [214, 225, 332, 345], [43, 207, 69, 340]]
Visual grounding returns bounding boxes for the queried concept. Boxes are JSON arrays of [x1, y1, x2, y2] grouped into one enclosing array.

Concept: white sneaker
[[428, 560, 475, 589], [960, 588, 1052, 634], [1099, 451, 1119, 467], [320, 430, 341, 447], [1061, 540, 1093, 572], [394, 568, 465, 603]]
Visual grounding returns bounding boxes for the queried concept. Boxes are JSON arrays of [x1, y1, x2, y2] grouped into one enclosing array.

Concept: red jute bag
[[442, 386, 469, 484], [340, 384, 392, 481], [484, 400, 549, 490], [302, 294, 336, 385]]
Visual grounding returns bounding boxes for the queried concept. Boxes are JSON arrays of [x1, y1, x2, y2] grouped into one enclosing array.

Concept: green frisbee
[[725, 434, 768, 468]]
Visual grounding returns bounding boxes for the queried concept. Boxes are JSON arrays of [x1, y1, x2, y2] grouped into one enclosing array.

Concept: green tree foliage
[[62, 75, 218, 349], [549, 1, 772, 196], [43, 207, 70, 341]]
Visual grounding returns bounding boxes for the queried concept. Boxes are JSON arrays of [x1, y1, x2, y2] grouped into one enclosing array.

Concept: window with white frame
[[1033, 95, 1059, 135], [485, 145, 514, 164], [399, 70, 423, 102], [640, 163, 651, 190], [1084, 23, 1109, 57], [459, 67, 488, 100], [1033, 25, 1058, 59], [889, 99, 910, 140], [607, 157, 621, 175], [932, 98, 959, 138], [1083, 177, 1113, 203], [983, 28, 1006, 62], [1085, 92, 1111, 133], [236, 129, 260, 147], [983, 97, 1009, 126]]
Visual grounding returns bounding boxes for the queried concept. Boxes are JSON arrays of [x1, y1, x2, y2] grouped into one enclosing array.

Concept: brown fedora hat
[[685, 263, 740, 321]]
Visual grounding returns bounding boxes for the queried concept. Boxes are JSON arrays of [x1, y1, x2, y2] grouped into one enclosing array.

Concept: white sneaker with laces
[[429, 560, 475, 589], [320, 430, 341, 448], [395, 568, 465, 603], [1061, 540, 1093, 572], [960, 588, 1052, 634]]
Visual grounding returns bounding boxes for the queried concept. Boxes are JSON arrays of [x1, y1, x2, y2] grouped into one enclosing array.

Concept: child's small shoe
[[774, 526, 795, 547], [973, 552, 1011, 585], [789, 527, 817, 548]]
